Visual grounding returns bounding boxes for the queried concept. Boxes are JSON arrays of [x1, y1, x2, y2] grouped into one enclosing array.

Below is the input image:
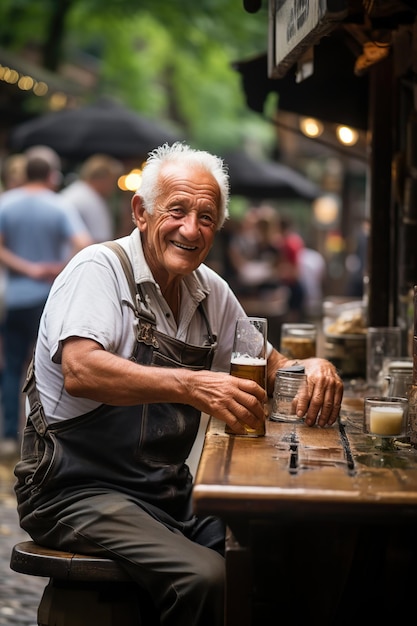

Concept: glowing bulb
[[18, 75, 34, 91], [125, 171, 142, 191], [49, 92, 68, 110], [313, 195, 339, 225], [118, 169, 143, 192], [299, 117, 323, 138], [336, 126, 358, 146], [33, 82, 48, 96]]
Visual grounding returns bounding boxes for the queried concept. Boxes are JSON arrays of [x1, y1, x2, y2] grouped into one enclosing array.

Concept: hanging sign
[[268, 0, 348, 78]]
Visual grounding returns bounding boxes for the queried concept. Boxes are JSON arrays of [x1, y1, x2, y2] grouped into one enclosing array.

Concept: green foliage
[[0, 0, 275, 155], [0, 1, 49, 49]]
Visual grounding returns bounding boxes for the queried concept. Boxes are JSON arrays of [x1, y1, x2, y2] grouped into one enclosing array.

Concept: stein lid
[[278, 365, 305, 374]]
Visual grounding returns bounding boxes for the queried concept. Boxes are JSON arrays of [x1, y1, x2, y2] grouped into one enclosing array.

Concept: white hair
[[136, 142, 230, 229]]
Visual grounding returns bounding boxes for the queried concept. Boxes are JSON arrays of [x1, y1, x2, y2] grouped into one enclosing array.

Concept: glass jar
[[383, 359, 413, 397], [270, 365, 307, 422], [279, 323, 316, 360]]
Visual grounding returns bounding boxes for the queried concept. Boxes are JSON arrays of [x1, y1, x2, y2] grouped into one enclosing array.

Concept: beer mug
[[226, 317, 267, 437]]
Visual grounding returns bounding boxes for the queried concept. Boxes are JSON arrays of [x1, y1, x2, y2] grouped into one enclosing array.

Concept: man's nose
[[180, 212, 200, 236]]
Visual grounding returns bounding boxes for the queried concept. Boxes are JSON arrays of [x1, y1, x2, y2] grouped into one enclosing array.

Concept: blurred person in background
[[299, 245, 326, 319], [61, 153, 124, 242], [277, 214, 306, 322], [227, 205, 283, 298], [226, 205, 290, 346], [0, 153, 29, 402], [0, 153, 28, 191], [0, 147, 92, 455]]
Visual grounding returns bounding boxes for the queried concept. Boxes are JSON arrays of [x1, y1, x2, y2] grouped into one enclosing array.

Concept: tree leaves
[[1, 0, 274, 154]]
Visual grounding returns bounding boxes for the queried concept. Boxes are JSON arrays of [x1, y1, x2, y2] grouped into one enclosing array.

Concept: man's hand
[[184, 370, 267, 435], [267, 350, 343, 427]]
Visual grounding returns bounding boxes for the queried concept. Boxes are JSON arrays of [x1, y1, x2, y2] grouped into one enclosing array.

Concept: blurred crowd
[[207, 203, 326, 328], [0, 146, 126, 455]]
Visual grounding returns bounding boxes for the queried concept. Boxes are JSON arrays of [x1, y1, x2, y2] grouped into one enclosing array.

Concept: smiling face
[[132, 162, 220, 289]]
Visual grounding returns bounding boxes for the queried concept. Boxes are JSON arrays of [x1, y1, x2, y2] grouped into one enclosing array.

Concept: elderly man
[[14, 142, 343, 626]]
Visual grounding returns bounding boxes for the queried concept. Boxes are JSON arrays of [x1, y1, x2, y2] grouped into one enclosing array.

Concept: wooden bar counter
[[193, 413, 417, 625]]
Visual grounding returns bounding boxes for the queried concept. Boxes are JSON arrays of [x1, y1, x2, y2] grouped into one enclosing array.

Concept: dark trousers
[[1, 302, 45, 439], [29, 491, 225, 626]]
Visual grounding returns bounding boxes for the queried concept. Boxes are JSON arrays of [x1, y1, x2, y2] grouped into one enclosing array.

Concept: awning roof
[[234, 29, 370, 130]]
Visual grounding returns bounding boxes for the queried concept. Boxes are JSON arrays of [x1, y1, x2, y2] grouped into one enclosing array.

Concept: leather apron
[[15, 258, 217, 526]]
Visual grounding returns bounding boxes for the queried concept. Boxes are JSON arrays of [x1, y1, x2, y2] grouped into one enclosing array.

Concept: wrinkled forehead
[[158, 161, 221, 202], [159, 160, 214, 182]]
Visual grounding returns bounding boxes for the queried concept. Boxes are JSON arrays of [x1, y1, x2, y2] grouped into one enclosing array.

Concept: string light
[[0, 61, 78, 111], [298, 116, 360, 148], [0, 63, 49, 98]]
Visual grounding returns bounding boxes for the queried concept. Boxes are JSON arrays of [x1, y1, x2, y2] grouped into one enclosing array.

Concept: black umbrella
[[8, 98, 182, 160], [224, 150, 321, 200]]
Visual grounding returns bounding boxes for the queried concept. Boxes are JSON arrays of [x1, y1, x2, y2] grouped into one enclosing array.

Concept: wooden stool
[[10, 540, 160, 626]]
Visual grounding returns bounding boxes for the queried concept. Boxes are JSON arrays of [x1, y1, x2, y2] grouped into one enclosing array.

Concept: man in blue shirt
[[0, 146, 91, 453]]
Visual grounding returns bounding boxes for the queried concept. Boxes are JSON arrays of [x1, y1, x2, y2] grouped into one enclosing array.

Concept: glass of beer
[[226, 316, 267, 437]]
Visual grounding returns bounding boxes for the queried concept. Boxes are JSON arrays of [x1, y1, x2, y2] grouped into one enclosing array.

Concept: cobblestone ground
[[0, 457, 47, 626]]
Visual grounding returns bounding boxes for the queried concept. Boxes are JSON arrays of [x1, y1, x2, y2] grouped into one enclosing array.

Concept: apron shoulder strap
[[22, 356, 48, 435], [102, 241, 157, 327], [102, 241, 137, 302]]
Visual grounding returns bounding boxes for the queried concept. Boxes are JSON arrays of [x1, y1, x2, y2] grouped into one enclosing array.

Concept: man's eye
[[200, 214, 216, 226], [168, 208, 186, 218]]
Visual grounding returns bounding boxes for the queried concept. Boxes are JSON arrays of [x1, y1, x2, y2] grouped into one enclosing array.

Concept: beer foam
[[231, 356, 267, 366]]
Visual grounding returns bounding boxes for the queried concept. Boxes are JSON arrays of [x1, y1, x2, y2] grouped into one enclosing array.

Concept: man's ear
[[131, 194, 147, 231]]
